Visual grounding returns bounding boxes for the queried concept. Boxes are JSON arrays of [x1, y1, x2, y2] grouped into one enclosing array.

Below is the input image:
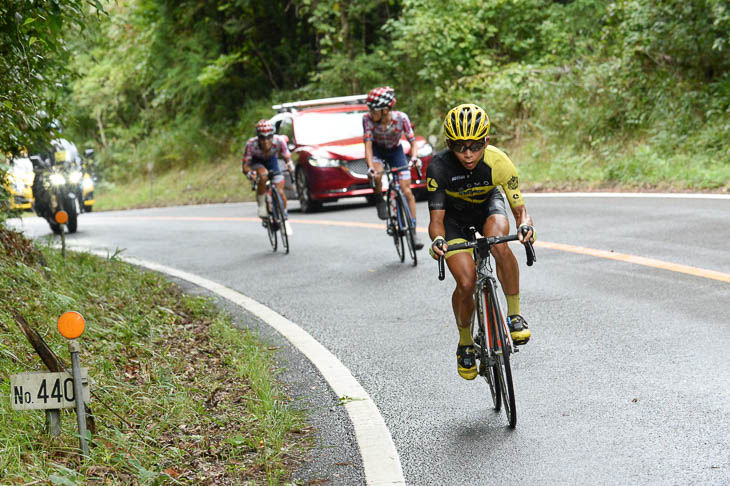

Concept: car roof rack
[[272, 94, 367, 112]]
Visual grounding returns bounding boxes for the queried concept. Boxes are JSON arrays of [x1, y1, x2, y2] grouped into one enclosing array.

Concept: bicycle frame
[[386, 169, 412, 229], [371, 161, 421, 265], [474, 249, 516, 359], [437, 231, 536, 428], [250, 169, 292, 253]]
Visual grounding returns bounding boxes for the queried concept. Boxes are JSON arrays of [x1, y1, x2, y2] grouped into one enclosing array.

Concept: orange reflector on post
[[58, 311, 86, 339], [55, 211, 68, 224]]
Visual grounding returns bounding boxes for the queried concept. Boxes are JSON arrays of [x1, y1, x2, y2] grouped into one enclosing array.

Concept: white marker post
[[10, 311, 91, 449], [55, 210, 68, 258], [57, 311, 89, 456]]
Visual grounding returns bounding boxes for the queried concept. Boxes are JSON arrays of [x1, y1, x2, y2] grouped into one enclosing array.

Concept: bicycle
[[250, 170, 293, 254], [437, 228, 536, 428], [371, 160, 421, 266]]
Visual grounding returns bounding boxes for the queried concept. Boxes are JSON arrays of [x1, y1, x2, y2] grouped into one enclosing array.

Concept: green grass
[[95, 157, 256, 211], [504, 135, 730, 193], [0, 228, 308, 484]]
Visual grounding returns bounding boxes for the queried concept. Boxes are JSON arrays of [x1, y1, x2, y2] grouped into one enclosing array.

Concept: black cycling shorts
[[444, 188, 507, 256]]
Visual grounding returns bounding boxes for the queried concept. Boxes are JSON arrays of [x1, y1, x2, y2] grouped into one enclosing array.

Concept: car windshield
[[294, 111, 364, 145]]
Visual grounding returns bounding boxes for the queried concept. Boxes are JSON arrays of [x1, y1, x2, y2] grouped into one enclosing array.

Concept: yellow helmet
[[443, 104, 490, 140]]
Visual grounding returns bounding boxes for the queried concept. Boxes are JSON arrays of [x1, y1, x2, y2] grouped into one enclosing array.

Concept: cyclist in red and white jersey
[[242, 119, 295, 233], [363, 86, 424, 250]]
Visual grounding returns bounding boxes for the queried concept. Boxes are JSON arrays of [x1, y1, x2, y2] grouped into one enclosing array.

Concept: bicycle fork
[[477, 275, 517, 364]]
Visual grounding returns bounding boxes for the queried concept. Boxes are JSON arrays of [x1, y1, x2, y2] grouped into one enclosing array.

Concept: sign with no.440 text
[[10, 370, 90, 411]]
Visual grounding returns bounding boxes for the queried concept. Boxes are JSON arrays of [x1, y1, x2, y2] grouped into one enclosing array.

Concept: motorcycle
[[30, 154, 82, 234]]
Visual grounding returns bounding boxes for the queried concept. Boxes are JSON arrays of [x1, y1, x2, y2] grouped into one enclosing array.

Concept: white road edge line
[[83, 249, 405, 486], [523, 192, 730, 199]]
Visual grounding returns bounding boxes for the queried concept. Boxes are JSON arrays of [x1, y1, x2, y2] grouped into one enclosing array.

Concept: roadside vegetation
[[2, 1, 729, 217], [64, 0, 729, 199], [0, 227, 309, 484]]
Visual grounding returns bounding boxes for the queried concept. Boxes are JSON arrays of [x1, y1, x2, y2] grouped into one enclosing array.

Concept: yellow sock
[[506, 294, 520, 316], [458, 324, 473, 346]]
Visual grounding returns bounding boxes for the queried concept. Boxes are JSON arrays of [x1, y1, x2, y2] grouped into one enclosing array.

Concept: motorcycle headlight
[[14, 181, 25, 192], [309, 157, 344, 168], [417, 143, 433, 158], [49, 173, 66, 185], [82, 177, 94, 190], [69, 171, 83, 183]]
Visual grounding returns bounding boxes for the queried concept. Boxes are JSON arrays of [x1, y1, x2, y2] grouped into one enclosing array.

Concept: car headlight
[[49, 173, 66, 185], [309, 157, 344, 168], [69, 171, 83, 183], [417, 143, 433, 158]]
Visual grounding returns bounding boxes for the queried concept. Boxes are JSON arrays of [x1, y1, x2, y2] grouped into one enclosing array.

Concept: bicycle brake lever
[[525, 241, 536, 266]]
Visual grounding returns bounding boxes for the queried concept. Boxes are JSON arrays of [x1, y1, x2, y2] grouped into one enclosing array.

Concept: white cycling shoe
[[257, 204, 267, 218], [284, 220, 293, 235]]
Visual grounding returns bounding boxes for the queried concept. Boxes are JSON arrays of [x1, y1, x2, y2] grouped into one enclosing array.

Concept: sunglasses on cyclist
[[449, 139, 487, 153], [258, 134, 274, 140]]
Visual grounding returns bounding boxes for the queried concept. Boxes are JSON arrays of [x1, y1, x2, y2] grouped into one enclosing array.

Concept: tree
[[0, 1, 103, 220]]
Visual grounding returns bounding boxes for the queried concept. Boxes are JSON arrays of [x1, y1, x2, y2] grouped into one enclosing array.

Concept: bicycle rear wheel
[[387, 189, 405, 262], [489, 289, 516, 428], [397, 192, 417, 266], [475, 288, 500, 410], [272, 188, 289, 254], [265, 193, 277, 251]]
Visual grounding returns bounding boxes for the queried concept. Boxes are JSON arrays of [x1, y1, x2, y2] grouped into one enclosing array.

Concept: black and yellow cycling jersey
[[426, 146, 525, 219]]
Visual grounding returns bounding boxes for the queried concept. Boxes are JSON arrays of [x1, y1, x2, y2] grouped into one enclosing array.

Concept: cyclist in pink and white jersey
[[363, 86, 424, 250], [242, 119, 295, 233]]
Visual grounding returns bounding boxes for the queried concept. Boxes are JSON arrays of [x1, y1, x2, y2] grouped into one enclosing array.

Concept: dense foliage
[[0, 1, 104, 220], [3, 0, 729, 200], [0, 1, 104, 152]]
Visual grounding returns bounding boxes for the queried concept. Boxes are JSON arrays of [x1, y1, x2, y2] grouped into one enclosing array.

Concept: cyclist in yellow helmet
[[427, 104, 536, 380]]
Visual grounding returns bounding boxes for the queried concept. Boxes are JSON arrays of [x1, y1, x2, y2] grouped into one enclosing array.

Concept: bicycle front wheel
[[265, 193, 277, 251], [475, 289, 501, 411], [272, 188, 289, 254], [397, 192, 417, 266], [387, 189, 405, 262], [489, 288, 516, 428]]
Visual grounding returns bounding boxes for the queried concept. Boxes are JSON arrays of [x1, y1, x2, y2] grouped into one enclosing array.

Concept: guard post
[[55, 210, 68, 258], [57, 311, 89, 456]]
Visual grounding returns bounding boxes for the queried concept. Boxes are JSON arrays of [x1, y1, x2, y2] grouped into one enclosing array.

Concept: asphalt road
[[10, 194, 730, 485]]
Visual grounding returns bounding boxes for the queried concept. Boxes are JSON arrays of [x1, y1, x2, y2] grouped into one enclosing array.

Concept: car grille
[[346, 159, 369, 176]]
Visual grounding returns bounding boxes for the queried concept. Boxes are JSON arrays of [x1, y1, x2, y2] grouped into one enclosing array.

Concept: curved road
[[11, 194, 730, 485]]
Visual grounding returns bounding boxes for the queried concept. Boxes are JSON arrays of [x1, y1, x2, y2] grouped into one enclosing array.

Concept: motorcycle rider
[[28, 118, 83, 228]]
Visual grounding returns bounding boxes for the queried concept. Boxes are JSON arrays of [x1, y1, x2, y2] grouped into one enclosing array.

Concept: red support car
[[270, 95, 434, 213]]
